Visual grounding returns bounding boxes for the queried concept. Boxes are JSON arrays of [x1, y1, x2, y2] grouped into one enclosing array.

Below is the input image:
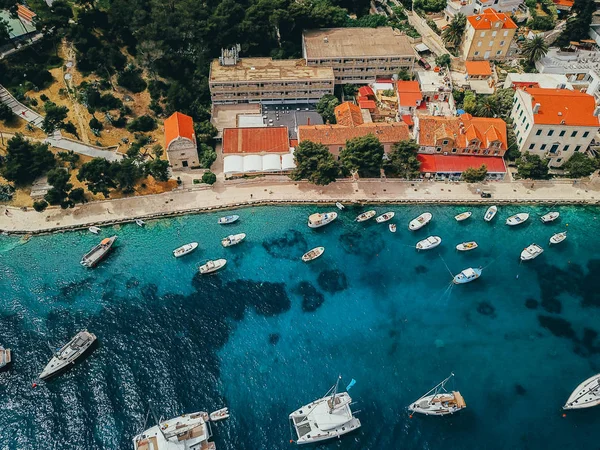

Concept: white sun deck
[[133, 412, 215, 450]]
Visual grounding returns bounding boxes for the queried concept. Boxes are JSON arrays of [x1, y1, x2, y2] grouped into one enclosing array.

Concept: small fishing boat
[[520, 244, 543, 261], [456, 241, 478, 252], [222, 233, 246, 247], [209, 407, 230, 422], [506, 213, 530, 226], [336, 202, 345, 211], [453, 267, 482, 284], [0, 346, 11, 371], [88, 226, 101, 234], [408, 373, 466, 416], [135, 219, 145, 227], [39, 330, 97, 380], [173, 242, 199, 258], [454, 212, 472, 222], [376, 212, 395, 223], [355, 210, 376, 223], [199, 259, 227, 274], [80, 236, 117, 268], [409, 212, 432, 231], [550, 231, 567, 245], [416, 236, 442, 251], [484, 205, 497, 222], [563, 373, 600, 410], [389, 224, 397, 233], [308, 212, 337, 228], [302, 247, 324, 262], [541, 211, 560, 223], [218, 215, 239, 225]]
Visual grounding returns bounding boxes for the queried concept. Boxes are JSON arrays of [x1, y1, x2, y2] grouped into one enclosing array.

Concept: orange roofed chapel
[[461, 9, 517, 61], [164, 112, 198, 170]]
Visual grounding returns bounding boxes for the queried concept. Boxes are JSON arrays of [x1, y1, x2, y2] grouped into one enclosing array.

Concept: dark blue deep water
[[1, 204, 600, 450]]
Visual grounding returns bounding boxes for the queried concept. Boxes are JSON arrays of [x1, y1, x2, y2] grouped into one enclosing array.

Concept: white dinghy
[[355, 210, 376, 223], [308, 212, 337, 228], [173, 242, 199, 258], [541, 211, 560, 223], [506, 213, 529, 226], [564, 374, 600, 410], [209, 407, 230, 421], [550, 231, 567, 245], [336, 202, 345, 211], [135, 219, 145, 227], [456, 241, 478, 252], [218, 215, 239, 225], [408, 373, 466, 416], [389, 224, 397, 233], [222, 233, 246, 247], [199, 259, 227, 274], [453, 267, 482, 284], [302, 247, 324, 262], [89, 226, 101, 234], [454, 212, 472, 222], [416, 236, 442, 251], [376, 212, 395, 223], [520, 244, 543, 261], [409, 212, 432, 231], [484, 206, 497, 222]]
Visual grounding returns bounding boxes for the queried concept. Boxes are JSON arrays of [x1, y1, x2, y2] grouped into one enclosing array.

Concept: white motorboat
[[336, 202, 345, 211], [409, 212, 432, 231], [135, 219, 145, 227], [89, 226, 101, 234], [563, 374, 600, 410], [541, 211, 560, 223], [209, 407, 230, 422], [173, 242, 199, 258], [199, 259, 227, 274], [133, 410, 219, 450], [520, 244, 543, 261], [308, 212, 337, 228], [484, 205, 497, 222], [355, 210, 376, 222], [416, 236, 442, 251], [39, 330, 97, 380], [506, 213, 530, 226], [0, 346, 11, 370], [289, 377, 361, 445], [456, 241, 478, 252], [453, 267, 482, 284], [222, 233, 246, 247], [408, 373, 466, 416], [302, 247, 324, 262], [376, 212, 395, 223], [80, 236, 117, 268], [550, 231, 567, 245], [218, 215, 239, 225], [454, 212, 472, 222], [389, 224, 397, 233]]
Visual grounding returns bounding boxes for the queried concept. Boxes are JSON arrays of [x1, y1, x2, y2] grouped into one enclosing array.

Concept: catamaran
[[376, 212, 395, 223], [456, 241, 478, 252], [453, 267, 482, 284], [289, 376, 361, 445], [0, 346, 11, 371], [355, 210, 376, 223], [173, 242, 198, 258], [541, 211, 560, 223], [550, 231, 567, 245], [409, 212, 432, 231], [484, 205, 497, 222], [80, 236, 117, 268], [408, 373, 466, 416], [199, 259, 227, 274], [506, 213, 530, 226], [454, 212, 472, 222], [308, 212, 337, 228], [563, 373, 600, 410], [520, 244, 543, 261], [416, 236, 442, 251], [39, 330, 97, 380], [222, 233, 246, 247], [302, 247, 324, 262], [218, 215, 239, 225]]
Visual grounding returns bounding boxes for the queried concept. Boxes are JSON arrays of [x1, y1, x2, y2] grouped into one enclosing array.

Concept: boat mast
[[149, 404, 167, 439], [419, 373, 454, 405], [329, 375, 341, 414]]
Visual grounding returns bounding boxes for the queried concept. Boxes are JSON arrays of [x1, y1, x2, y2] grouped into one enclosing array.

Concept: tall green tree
[[339, 134, 384, 178], [563, 152, 598, 178], [112, 158, 144, 193], [290, 140, 339, 185], [42, 102, 69, 134], [0, 18, 12, 48], [316, 94, 340, 124], [145, 158, 170, 181], [0, 134, 56, 186], [516, 152, 550, 179], [44, 168, 73, 206], [77, 158, 116, 197], [0, 102, 13, 122], [462, 164, 488, 182], [442, 13, 466, 48], [383, 140, 421, 179], [521, 36, 548, 65], [556, 0, 595, 47]]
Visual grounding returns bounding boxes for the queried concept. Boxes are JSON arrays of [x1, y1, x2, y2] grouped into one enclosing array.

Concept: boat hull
[[308, 212, 337, 228], [484, 206, 497, 222], [541, 212, 560, 223], [550, 232, 567, 245], [455, 212, 472, 222], [376, 212, 395, 223], [506, 213, 530, 226], [293, 418, 361, 445], [355, 210, 376, 222], [222, 234, 246, 247], [199, 259, 227, 274], [218, 215, 239, 225], [173, 242, 199, 257], [40, 331, 97, 380], [302, 247, 324, 262], [416, 236, 441, 250], [409, 213, 432, 231], [520, 245, 543, 261], [408, 392, 466, 416], [564, 374, 600, 410], [456, 242, 478, 252], [80, 236, 117, 268]]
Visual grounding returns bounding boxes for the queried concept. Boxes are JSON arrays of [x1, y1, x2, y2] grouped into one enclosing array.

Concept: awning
[[223, 155, 244, 175], [262, 154, 282, 172], [415, 43, 430, 53], [282, 153, 296, 170], [243, 155, 262, 173], [417, 154, 507, 173]]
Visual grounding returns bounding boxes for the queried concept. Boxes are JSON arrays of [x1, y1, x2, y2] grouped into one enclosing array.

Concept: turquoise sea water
[[1, 204, 600, 450]]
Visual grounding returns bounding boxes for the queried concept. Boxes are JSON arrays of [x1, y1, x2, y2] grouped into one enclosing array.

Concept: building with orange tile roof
[[222, 127, 290, 154], [396, 81, 423, 115], [417, 154, 507, 180], [461, 8, 517, 61], [298, 122, 410, 156], [511, 88, 600, 167], [552, 0, 573, 10], [164, 112, 198, 170], [334, 102, 364, 127], [465, 61, 492, 79], [414, 113, 508, 157]]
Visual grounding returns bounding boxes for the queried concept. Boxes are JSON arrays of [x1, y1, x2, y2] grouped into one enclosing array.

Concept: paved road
[[406, 11, 450, 57], [0, 85, 45, 129]]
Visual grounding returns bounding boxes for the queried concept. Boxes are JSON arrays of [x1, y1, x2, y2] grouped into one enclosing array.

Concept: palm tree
[[475, 96, 498, 118], [442, 13, 466, 48], [521, 36, 549, 65]]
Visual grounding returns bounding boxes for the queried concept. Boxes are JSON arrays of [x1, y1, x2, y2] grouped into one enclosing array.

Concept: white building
[[511, 88, 599, 168], [503, 73, 573, 90], [445, 0, 524, 21]]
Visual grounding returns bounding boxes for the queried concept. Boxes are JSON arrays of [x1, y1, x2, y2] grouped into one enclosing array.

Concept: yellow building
[[461, 9, 517, 61]]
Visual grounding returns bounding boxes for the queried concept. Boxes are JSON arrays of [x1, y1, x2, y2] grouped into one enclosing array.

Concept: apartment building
[[511, 88, 599, 167], [209, 56, 334, 105], [445, 0, 524, 20], [302, 27, 416, 84], [461, 9, 517, 61]]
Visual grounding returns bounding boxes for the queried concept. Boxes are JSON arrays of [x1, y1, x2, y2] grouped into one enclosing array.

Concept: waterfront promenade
[[1, 177, 598, 234]]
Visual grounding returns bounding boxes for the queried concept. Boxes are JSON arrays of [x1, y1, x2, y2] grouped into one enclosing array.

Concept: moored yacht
[[80, 236, 117, 268], [355, 210, 376, 223], [541, 211, 560, 223], [289, 377, 361, 445], [454, 212, 471, 222], [456, 241, 478, 252], [453, 267, 482, 284], [199, 259, 227, 274], [520, 244, 543, 261], [302, 247, 324, 262], [173, 242, 198, 258], [222, 233, 246, 247], [308, 212, 337, 228], [484, 205, 497, 222], [416, 236, 441, 251], [376, 212, 395, 223], [408, 373, 466, 416], [39, 330, 97, 380], [409, 212, 432, 231], [550, 231, 567, 245], [218, 215, 239, 225], [563, 374, 600, 410], [0, 346, 11, 371], [506, 213, 530, 226]]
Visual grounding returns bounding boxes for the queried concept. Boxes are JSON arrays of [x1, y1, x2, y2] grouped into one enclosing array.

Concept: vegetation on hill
[[0, 134, 56, 186], [556, 0, 595, 47]]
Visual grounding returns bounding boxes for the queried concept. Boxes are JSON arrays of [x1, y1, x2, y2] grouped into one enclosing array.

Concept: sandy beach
[[1, 177, 599, 234]]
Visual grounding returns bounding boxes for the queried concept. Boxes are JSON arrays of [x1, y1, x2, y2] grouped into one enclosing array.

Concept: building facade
[[164, 112, 198, 171], [396, 81, 423, 116], [302, 27, 416, 84], [417, 154, 507, 180], [461, 9, 517, 61], [445, 0, 524, 21], [511, 88, 600, 167]]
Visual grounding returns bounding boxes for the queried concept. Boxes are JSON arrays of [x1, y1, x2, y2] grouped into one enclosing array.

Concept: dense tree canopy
[[0, 103, 13, 122], [442, 13, 465, 48], [339, 134, 384, 178], [383, 140, 421, 179], [516, 152, 550, 179], [556, 0, 595, 47], [290, 140, 339, 185], [316, 94, 340, 124], [0, 134, 56, 186], [462, 164, 487, 182], [563, 152, 598, 178]]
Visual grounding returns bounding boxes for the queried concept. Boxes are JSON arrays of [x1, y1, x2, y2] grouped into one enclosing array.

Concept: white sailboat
[[173, 242, 198, 258], [199, 259, 227, 274], [541, 211, 560, 223], [454, 212, 472, 222], [506, 213, 529, 226], [520, 244, 543, 261], [408, 373, 466, 416], [416, 236, 441, 250], [550, 231, 567, 245], [409, 212, 432, 231], [39, 330, 97, 380], [563, 374, 600, 410], [289, 376, 361, 445], [222, 233, 246, 247], [376, 212, 395, 223]]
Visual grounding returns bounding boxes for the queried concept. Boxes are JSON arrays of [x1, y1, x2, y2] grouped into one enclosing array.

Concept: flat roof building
[[302, 27, 416, 84]]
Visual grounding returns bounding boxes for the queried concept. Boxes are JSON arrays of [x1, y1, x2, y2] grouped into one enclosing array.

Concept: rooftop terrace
[[210, 58, 334, 83]]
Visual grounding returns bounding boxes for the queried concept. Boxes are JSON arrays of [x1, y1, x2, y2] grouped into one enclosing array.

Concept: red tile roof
[[511, 81, 540, 90], [465, 60, 492, 76], [334, 102, 364, 127], [358, 100, 377, 110], [298, 122, 410, 146], [401, 115, 414, 126], [223, 127, 290, 154], [358, 86, 375, 98], [467, 8, 517, 30], [552, 0, 573, 7], [164, 112, 195, 149], [417, 154, 507, 173], [525, 88, 599, 127], [17, 4, 36, 23], [396, 81, 423, 107]]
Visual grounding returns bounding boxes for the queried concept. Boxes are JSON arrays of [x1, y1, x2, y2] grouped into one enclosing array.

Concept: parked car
[[481, 191, 492, 198], [418, 58, 431, 70]]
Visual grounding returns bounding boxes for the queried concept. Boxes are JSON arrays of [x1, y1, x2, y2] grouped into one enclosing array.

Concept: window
[[492, 31, 497, 37], [571, 131, 577, 137], [503, 30, 509, 37], [550, 144, 559, 154], [541, 144, 547, 150], [495, 22, 501, 28], [556, 158, 562, 163], [489, 41, 494, 47], [563, 145, 570, 151], [536, 129, 542, 136], [452, 148, 457, 153], [548, 130, 554, 136], [559, 130, 565, 137], [480, 31, 486, 37], [500, 40, 505, 46], [519, 137, 522, 144], [583, 131, 590, 138], [529, 143, 535, 150], [436, 147, 442, 152], [182, 160, 188, 167], [525, 123, 529, 130], [478, 41, 482, 47], [575, 145, 581, 152], [442, 140, 449, 145], [474, 51, 480, 56], [496, 50, 502, 55]]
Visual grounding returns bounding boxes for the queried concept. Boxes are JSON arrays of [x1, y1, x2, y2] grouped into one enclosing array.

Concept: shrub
[[127, 115, 156, 132], [33, 200, 48, 212], [117, 67, 148, 93], [89, 117, 103, 131], [0, 103, 13, 122], [201, 171, 217, 185], [40, 94, 49, 102]]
